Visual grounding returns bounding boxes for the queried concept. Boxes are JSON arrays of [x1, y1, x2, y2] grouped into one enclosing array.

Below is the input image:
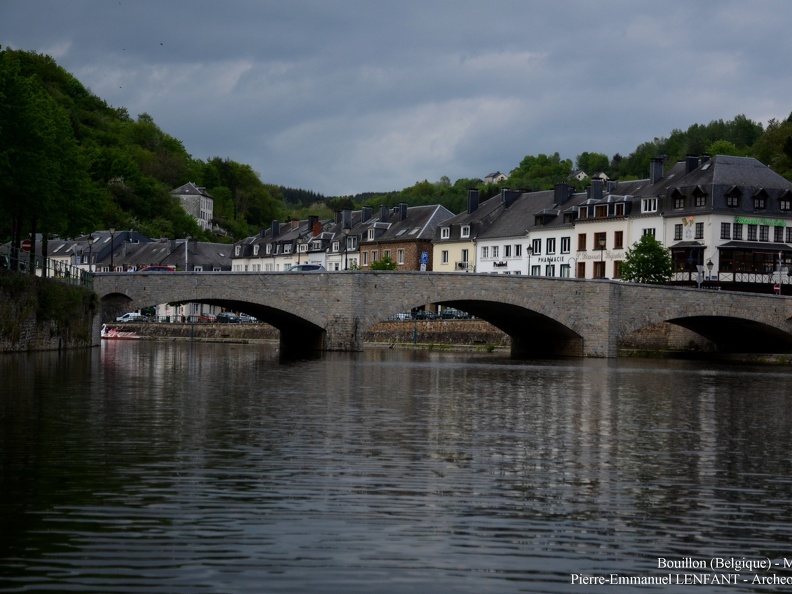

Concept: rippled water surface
[[2, 342, 792, 592]]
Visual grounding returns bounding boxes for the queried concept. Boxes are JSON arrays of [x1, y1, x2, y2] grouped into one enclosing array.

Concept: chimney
[[271, 220, 280, 237], [700, 154, 711, 165], [685, 155, 699, 174], [308, 215, 319, 235], [650, 156, 666, 184], [293, 219, 300, 230], [335, 211, 342, 224], [361, 206, 372, 222], [399, 202, 408, 221], [343, 208, 352, 228], [591, 179, 604, 201], [501, 188, 520, 208], [312, 219, 322, 236], [380, 205, 390, 221], [554, 183, 573, 205], [467, 189, 480, 214]]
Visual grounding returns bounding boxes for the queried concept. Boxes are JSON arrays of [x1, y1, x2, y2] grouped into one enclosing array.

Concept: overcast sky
[[2, 1, 791, 196]]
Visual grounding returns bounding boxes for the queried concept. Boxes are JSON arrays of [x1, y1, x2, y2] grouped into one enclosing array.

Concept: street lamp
[[343, 224, 351, 270], [88, 235, 95, 272], [526, 245, 533, 275], [598, 235, 606, 278], [185, 235, 190, 271], [297, 236, 304, 265], [109, 227, 115, 271]]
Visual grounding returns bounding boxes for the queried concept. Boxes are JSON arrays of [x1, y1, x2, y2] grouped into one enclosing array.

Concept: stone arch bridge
[[93, 271, 792, 358]]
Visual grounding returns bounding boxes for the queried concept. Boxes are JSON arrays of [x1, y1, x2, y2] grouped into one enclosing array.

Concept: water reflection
[[1, 343, 792, 592]]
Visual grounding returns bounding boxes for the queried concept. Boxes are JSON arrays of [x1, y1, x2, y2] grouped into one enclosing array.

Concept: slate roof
[[171, 182, 214, 197]]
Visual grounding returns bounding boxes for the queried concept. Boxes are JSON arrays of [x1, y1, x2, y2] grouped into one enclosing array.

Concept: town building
[[171, 182, 214, 231]]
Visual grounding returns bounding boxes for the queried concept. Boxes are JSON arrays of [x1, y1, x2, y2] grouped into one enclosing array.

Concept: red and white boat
[[101, 324, 141, 340]]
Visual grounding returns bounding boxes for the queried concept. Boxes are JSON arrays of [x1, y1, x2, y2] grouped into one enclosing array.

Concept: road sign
[[20, 239, 32, 252], [420, 252, 428, 264]]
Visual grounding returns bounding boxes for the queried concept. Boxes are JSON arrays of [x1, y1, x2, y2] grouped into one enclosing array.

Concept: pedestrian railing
[[1, 252, 93, 290]]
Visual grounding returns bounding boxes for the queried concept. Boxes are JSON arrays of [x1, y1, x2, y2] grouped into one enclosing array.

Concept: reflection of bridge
[[93, 272, 792, 358]]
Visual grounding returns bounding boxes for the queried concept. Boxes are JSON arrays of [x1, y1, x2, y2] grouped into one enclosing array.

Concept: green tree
[[706, 139, 741, 156], [369, 254, 397, 270], [620, 234, 673, 284]]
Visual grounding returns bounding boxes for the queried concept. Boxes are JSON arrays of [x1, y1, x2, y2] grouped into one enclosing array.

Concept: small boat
[[101, 324, 141, 340]]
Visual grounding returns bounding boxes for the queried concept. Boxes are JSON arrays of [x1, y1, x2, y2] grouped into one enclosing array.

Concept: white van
[[116, 312, 146, 323]]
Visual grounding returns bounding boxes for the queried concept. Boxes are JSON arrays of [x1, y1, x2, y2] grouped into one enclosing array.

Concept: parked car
[[116, 312, 146, 323], [285, 264, 326, 272], [413, 310, 437, 320], [239, 313, 258, 323], [440, 308, 469, 319], [196, 314, 217, 323], [216, 312, 240, 323], [138, 265, 175, 273], [393, 312, 411, 321]]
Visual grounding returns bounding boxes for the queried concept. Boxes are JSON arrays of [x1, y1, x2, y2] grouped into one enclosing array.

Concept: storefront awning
[[718, 241, 792, 254]]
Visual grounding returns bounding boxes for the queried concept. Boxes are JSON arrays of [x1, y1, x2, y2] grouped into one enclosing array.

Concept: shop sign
[[735, 216, 786, 227]]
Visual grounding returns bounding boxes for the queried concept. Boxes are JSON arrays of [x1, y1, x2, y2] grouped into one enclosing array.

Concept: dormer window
[[284, 244, 292, 254], [595, 205, 607, 218], [754, 197, 766, 210], [615, 203, 625, 217], [642, 198, 657, 213], [367, 228, 375, 240], [332, 241, 340, 252], [253, 245, 259, 256], [441, 227, 450, 239], [266, 244, 272, 254], [298, 243, 308, 253], [461, 225, 470, 238], [578, 206, 588, 220], [234, 245, 241, 256]]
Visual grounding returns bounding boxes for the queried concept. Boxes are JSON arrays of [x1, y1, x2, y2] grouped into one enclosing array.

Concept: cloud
[[2, 0, 792, 196]]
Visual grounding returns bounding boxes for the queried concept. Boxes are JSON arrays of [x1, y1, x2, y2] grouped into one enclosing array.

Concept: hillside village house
[[484, 171, 508, 185], [171, 182, 214, 231]]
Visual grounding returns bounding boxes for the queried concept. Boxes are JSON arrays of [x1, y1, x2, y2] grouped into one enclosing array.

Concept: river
[[1, 341, 792, 592]]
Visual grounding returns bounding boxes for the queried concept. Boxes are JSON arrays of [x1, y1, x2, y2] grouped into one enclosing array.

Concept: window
[[595, 205, 608, 218], [760, 225, 769, 242], [384, 249, 391, 259], [561, 264, 571, 278], [643, 228, 656, 237], [461, 225, 470, 238], [347, 236, 358, 250], [733, 223, 742, 240], [614, 231, 624, 249], [546, 238, 556, 254], [775, 226, 784, 242], [441, 250, 449, 264], [253, 245, 260, 256], [531, 238, 541, 255], [577, 261, 586, 278], [754, 197, 766, 210], [283, 244, 292, 254], [721, 223, 731, 240], [397, 249, 405, 264], [695, 222, 704, 240], [531, 265, 541, 276], [675, 224, 683, 241], [695, 195, 706, 207], [578, 233, 587, 251], [594, 261, 606, 279], [613, 261, 623, 279], [787, 227, 792, 243], [362, 252, 368, 266], [234, 245, 241, 256], [461, 249, 469, 263], [372, 250, 379, 262], [332, 241, 340, 252], [492, 245, 499, 258], [594, 232, 606, 250], [781, 199, 792, 211], [642, 198, 657, 213], [504, 245, 512, 258], [515, 244, 522, 257], [561, 236, 571, 253], [674, 197, 685, 209], [727, 195, 739, 208], [481, 246, 489, 259], [545, 264, 556, 277], [441, 227, 450, 239], [747, 225, 757, 241], [615, 203, 625, 217], [367, 228, 375, 240], [266, 244, 272, 254], [299, 243, 308, 253], [578, 207, 588, 220]]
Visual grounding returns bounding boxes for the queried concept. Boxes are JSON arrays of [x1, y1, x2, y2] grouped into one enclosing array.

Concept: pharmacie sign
[[734, 216, 786, 227]]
